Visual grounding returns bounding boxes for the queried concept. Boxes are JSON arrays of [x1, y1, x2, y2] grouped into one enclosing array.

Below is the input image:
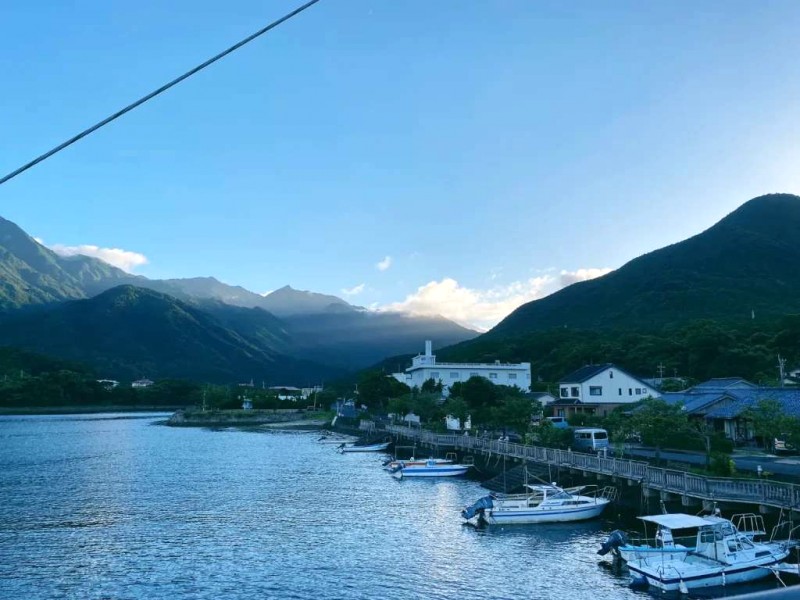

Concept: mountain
[[0, 216, 135, 310], [280, 310, 476, 370], [488, 193, 800, 336], [0, 216, 477, 378], [0, 286, 339, 383], [259, 285, 354, 316]]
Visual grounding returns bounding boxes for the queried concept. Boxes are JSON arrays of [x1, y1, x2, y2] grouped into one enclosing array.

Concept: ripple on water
[[0, 415, 787, 600]]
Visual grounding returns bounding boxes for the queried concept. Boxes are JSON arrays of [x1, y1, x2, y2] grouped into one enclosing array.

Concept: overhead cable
[[0, 0, 322, 187]]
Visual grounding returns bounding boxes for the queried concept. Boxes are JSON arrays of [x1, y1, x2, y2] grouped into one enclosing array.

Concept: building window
[[635, 388, 642, 394], [560, 387, 569, 398], [589, 386, 602, 396], [508, 373, 517, 380], [571, 387, 579, 397], [609, 371, 614, 379], [489, 373, 497, 379], [431, 372, 439, 379], [618, 388, 622, 395], [450, 372, 459, 379], [628, 388, 633, 396]]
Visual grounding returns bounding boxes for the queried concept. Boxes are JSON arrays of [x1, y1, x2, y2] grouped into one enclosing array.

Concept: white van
[[573, 428, 609, 452]]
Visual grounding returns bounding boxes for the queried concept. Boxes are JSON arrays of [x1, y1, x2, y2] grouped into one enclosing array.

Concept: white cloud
[[376, 256, 392, 271], [341, 283, 366, 296], [44, 241, 149, 273], [559, 267, 612, 287], [380, 267, 612, 331]]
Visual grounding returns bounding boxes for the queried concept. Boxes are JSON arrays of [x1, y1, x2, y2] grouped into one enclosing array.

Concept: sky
[[3, 0, 800, 331]]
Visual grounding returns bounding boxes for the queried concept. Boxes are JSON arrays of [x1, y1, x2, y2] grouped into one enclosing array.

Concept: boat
[[382, 457, 453, 471], [461, 483, 615, 525], [599, 511, 785, 564], [617, 513, 791, 592], [337, 441, 391, 453], [390, 458, 470, 478]]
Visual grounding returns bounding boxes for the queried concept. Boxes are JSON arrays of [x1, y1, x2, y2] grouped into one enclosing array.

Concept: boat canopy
[[638, 514, 710, 529]]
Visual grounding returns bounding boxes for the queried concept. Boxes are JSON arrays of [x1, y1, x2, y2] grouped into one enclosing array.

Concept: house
[[97, 379, 119, 390], [131, 378, 154, 389], [241, 396, 253, 410], [390, 340, 531, 395], [530, 391, 556, 406], [550, 364, 660, 418], [662, 379, 800, 442]]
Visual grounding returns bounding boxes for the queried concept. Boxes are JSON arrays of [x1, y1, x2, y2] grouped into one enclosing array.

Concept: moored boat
[[390, 458, 470, 478], [337, 441, 391, 453], [618, 513, 791, 592], [462, 483, 615, 525], [382, 457, 453, 471]]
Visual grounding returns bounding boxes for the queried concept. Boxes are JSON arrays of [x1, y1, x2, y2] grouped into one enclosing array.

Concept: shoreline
[[166, 409, 330, 428], [0, 405, 183, 416]]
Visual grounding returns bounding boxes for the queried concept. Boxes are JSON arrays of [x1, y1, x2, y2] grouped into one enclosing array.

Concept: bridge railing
[[385, 425, 800, 510]]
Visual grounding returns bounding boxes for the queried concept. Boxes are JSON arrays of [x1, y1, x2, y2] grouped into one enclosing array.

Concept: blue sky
[[3, 0, 800, 330]]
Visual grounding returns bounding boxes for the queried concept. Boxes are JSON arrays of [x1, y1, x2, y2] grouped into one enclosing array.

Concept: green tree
[[630, 397, 695, 462], [420, 377, 443, 394]]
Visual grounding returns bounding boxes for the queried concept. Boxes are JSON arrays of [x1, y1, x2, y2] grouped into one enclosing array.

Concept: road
[[618, 446, 800, 479]]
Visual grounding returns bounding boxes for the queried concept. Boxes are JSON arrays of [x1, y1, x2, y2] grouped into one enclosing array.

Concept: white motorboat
[[461, 483, 614, 525], [382, 457, 453, 471], [337, 441, 391, 453], [619, 513, 790, 592], [390, 458, 470, 478]]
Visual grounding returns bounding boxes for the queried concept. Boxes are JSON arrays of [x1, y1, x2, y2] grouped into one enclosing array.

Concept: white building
[[552, 364, 660, 418], [391, 340, 531, 395]]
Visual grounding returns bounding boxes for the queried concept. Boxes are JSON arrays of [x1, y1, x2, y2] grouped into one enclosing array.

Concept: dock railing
[[386, 425, 800, 511]]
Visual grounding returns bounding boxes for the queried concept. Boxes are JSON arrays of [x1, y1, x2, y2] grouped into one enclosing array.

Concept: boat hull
[[484, 500, 609, 524], [339, 442, 390, 453], [394, 465, 470, 478], [628, 561, 782, 591]]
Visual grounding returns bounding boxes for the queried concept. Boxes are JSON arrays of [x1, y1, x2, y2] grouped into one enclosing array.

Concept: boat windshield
[[547, 490, 573, 500]]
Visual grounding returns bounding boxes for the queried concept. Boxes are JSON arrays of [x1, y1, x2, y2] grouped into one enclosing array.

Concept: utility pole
[[778, 355, 787, 388]]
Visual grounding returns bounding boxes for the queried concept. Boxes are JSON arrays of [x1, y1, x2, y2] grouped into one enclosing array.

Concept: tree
[[357, 370, 410, 410], [444, 396, 469, 427], [421, 377, 443, 394], [745, 398, 799, 450], [630, 397, 694, 462]]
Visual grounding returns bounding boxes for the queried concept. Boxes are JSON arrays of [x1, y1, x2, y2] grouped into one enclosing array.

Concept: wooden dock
[[386, 425, 800, 512]]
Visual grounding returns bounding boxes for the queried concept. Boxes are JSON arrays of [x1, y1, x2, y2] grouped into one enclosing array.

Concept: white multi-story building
[[391, 341, 531, 395]]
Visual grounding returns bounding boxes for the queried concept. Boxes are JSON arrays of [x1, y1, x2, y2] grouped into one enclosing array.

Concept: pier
[[386, 425, 800, 513]]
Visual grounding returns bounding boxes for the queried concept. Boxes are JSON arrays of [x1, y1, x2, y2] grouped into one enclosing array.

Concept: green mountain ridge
[[439, 193, 800, 381], [0, 216, 476, 381], [0, 286, 340, 384], [490, 193, 800, 335]]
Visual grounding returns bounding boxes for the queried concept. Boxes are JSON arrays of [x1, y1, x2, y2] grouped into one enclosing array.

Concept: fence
[[386, 425, 800, 511]]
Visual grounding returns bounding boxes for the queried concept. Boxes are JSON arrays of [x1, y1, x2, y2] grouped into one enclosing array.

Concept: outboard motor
[[389, 461, 405, 474], [461, 496, 494, 520], [598, 530, 628, 556]]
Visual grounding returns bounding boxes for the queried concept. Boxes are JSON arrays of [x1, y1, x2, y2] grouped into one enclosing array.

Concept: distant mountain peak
[[261, 285, 353, 317]]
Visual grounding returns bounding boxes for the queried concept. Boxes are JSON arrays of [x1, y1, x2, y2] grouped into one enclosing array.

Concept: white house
[[391, 340, 531, 395], [551, 363, 660, 418]]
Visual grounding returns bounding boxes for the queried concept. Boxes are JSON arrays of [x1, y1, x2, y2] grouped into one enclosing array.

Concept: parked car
[[573, 428, 610, 452], [773, 436, 797, 454], [545, 416, 569, 429]]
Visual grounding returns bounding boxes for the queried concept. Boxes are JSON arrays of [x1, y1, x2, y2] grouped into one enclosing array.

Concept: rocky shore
[[167, 408, 327, 428]]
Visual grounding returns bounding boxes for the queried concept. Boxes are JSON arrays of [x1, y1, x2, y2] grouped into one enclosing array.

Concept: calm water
[[0, 415, 784, 599]]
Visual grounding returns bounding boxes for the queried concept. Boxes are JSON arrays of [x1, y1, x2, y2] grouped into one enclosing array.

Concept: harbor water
[[0, 414, 786, 599]]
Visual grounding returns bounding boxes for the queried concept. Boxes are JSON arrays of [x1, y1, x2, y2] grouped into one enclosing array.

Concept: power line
[[0, 0, 322, 187]]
